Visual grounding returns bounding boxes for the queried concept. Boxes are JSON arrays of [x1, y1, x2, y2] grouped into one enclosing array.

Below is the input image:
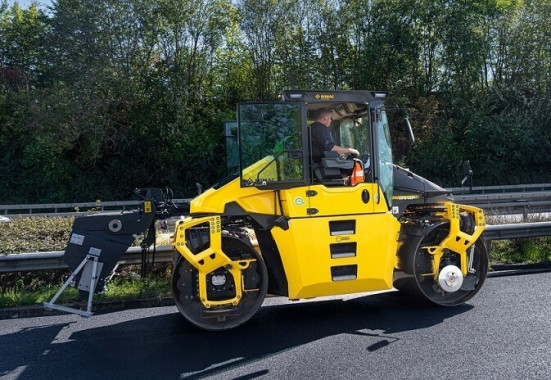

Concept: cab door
[[272, 106, 400, 299]]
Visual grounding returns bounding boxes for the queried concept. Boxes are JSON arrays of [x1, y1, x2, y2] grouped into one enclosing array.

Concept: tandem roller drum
[[172, 236, 268, 330], [394, 223, 488, 306]]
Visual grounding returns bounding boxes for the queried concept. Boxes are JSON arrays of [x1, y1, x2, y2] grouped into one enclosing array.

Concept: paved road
[[1, 272, 550, 380]]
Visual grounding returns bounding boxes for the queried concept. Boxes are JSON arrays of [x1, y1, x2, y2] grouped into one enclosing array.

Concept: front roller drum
[[395, 227, 488, 306], [172, 237, 268, 330]]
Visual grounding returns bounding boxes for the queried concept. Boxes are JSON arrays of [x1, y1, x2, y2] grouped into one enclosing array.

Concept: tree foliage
[[0, 0, 550, 203]]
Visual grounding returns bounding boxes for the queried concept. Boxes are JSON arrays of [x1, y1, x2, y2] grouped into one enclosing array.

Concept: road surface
[[1, 272, 550, 379]]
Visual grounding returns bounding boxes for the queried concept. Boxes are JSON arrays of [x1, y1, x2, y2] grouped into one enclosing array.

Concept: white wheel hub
[[438, 265, 463, 293], [211, 275, 227, 286]]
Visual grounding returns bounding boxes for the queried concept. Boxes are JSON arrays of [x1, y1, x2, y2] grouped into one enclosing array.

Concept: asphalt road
[[1, 272, 550, 380]]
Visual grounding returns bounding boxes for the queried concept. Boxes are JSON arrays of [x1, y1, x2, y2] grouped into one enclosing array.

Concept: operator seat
[[313, 151, 354, 186]]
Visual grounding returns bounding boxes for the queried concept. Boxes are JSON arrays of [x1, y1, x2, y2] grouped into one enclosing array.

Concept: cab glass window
[[238, 103, 305, 188], [224, 121, 239, 175], [375, 109, 393, 207], [339, 117, 372, 178]]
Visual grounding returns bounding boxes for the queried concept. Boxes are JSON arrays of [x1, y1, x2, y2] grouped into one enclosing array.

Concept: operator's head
[[315, 108, 332, 127]]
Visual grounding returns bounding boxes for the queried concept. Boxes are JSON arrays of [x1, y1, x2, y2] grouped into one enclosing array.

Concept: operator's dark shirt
[[310, 121, 335, 163]]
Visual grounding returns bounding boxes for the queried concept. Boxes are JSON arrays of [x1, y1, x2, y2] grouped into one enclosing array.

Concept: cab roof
[[280, 90, 388, 121], [280, 90, 388, 103]]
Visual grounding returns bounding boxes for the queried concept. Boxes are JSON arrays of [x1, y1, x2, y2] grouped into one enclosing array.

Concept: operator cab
[[236, 90, 394, 208]]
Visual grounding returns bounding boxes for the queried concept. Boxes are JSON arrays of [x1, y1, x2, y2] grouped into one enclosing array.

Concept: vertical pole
[[86, 257, 99, 314]]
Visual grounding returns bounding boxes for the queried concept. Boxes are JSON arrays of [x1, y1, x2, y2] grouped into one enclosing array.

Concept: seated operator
[[310, 108, 359, 163]]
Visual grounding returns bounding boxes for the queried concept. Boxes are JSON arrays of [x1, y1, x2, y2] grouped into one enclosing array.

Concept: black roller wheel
[[172, 236, 268, 330], [395, 225, 488, 306]]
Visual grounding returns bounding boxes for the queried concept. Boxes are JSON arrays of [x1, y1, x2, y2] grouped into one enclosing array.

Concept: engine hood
[[393, 165, 452, 199]]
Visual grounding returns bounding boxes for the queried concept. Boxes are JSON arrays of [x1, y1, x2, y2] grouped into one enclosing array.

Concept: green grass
[[0, 283, 79, 308], [98, 277, 171, 300], [0, 267, 173, 308], [0, 278, 172, 308], [488, 237, 551, 264]]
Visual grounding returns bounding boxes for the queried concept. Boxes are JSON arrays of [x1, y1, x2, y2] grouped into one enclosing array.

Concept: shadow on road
[[5, 292, 473, 379], [0, 322, 75, 378]]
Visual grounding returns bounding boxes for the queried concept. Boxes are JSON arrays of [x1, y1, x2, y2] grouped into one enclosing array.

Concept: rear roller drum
[[172, 236, 268, 330], [395, 226, 488, 306]]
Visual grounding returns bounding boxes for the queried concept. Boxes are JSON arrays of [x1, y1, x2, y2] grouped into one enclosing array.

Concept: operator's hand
[[348, 148, 359, 157]]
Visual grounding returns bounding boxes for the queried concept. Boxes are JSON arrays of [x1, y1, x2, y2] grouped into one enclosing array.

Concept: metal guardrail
[[0, 199, 191, 216], [448, 183, 551, 194], [454, 191, 551, 216], [1, 184, 550, 272], [0, 200, 141, 215], [454, 191, 551, 203], [2, 222, 551, 273], [1, 184, 551, 217], [0, 246, 175, 273], [483, 222, 551, 240]]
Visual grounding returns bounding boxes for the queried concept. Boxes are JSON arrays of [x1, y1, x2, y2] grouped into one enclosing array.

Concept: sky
[[5, 0, 53, 8]]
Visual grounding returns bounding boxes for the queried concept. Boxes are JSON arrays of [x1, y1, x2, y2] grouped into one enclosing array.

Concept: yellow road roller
[[50, 90, 487, 330]]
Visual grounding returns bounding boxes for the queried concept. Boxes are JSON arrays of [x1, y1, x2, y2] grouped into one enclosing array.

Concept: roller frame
[[419, 202, 485, 280], [173, 215, 257, 308]]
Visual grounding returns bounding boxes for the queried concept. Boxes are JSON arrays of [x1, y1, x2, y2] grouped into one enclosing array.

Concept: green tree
[[271, 0, 322, 90], [2, 0, 551, 203], [0, 2, 48, 86], [238, 0, 287, 100]]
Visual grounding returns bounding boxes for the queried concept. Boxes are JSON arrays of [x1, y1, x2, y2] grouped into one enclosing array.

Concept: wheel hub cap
[[438, 265, 463, 293], [211, 274, 227, 286]]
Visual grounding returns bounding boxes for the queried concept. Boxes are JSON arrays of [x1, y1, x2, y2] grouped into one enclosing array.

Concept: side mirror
[[405, 117, 415, 145], [461, 160, 473, 191], [196, 182, 203, 195]]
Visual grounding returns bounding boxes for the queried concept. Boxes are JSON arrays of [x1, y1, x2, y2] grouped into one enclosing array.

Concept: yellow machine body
[[169, 90, 488, 330], [272, 183, 400, 299], [174, 174, 402, 303], [174, 176, 486, 306]]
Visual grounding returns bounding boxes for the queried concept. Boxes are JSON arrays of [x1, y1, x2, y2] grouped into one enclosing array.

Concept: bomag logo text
[[316, 94, 335, 100], [393, 195, 421, 200]]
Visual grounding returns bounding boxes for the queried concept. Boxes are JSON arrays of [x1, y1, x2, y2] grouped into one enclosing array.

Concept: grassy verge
[[0, 265, 173, 308], [489, 237, 551, 264], [0, 216, 173, 308], [0, 277, 172, 308], [486, 214, 551, 264]]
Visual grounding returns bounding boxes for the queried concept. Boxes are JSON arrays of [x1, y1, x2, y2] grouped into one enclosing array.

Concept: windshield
[[224, 121, 239, 175], [375, 109, 393, 207], [338, 117, 372, 173]]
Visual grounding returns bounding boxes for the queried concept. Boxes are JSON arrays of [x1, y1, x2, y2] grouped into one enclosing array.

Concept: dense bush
[[1, 1, 551, 202]]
